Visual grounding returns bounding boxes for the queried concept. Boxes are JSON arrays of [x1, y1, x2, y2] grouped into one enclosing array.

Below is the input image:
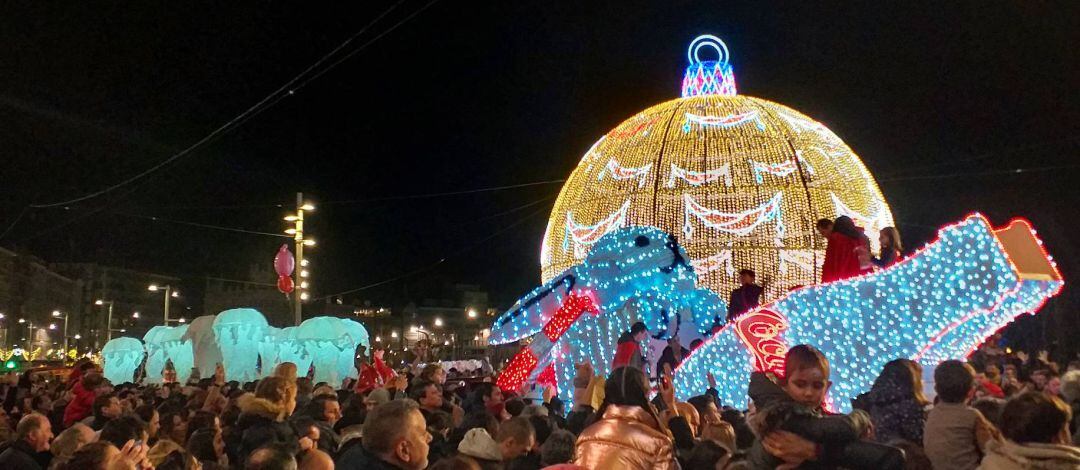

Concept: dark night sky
[[1, 2, 1078, 349]]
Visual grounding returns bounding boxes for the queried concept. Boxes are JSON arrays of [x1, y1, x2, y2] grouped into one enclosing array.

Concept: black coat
[[225, 396, 300, 465], [0, 440, 43, 470], [336, 446, 406, 470]]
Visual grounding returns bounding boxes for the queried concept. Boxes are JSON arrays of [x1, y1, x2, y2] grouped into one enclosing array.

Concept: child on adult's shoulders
[[746, 344, 904, 470]]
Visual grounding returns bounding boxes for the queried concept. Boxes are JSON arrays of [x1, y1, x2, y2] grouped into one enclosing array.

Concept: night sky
[[2, 3, 1077, 352]]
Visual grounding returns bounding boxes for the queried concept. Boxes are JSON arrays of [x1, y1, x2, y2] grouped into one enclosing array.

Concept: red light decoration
[[542, 294, 598, 341], [497, 348, 538, 393]]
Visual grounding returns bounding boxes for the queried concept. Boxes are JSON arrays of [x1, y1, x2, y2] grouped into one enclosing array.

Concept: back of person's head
[[630, 322, 648, 335], [425, 410, 453, 435], [187, 427, 219, 462], [816, 218, 833, 230], [875, 359, 928, 405], [273, 362, 298, 381], [783, 345, 830, 381], [135, 403, 157, 424], [256, 376, 297, 404], [527, 415, 551, 446], [245, 443, 297, 470], [539, 429, 575, 466], [504, 397, 525, 417], [298, 448, 334, 470], [187, 409, 217, 439], [50, 423, 94, 464], [497, 416, 535, 445], [739, 269, 755, 278], [82, 372, 104, 389], [62, 441, 117, 470], [685, 439, 731, 469], [832, 215, 860, 239], [1000, 392, 1072, 444], [362, 399, 421, 456], [971, 397, 1005, 428], [603, 366, 651, 409], [99, 415, 148, 448], [934, 360, 975, 403]]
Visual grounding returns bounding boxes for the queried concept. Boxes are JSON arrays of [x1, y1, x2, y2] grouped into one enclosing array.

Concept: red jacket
[[612, 335, 644, 370], [63, 379, 96, 427], [354, 357, 396, 394], [821, 232, 871, 283]]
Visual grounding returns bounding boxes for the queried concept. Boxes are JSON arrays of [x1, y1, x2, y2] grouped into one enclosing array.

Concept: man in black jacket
[[0, 413, 54, 470], [726, 269, 763, 322], [336, 399, 431, 470]]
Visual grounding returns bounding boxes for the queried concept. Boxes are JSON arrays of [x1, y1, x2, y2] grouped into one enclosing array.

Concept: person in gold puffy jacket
[[573, 366, 679, 470]]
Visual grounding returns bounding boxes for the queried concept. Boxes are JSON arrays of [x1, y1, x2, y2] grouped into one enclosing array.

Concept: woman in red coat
[[821, 216, 872, 283]]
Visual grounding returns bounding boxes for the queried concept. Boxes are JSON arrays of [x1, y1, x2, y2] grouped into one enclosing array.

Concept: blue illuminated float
[[492, 33, 1065, 412]]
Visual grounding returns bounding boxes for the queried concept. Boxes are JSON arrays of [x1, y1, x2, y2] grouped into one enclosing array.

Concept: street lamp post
[[52, 310, 68, 359], [284, 193, 315, 326], [96, 300, 115, 343], [148, 284, 180, 324]]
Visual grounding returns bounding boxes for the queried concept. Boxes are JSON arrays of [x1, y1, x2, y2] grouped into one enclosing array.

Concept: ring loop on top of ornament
[[682, 34, 737, 97], [688, 34, 730, 66]]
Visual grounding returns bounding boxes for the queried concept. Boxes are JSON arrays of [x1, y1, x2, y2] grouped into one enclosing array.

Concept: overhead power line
[[29, 0, 437, 209]]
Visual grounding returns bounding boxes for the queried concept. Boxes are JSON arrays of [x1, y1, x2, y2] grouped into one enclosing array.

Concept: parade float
[[491, 35, 1064, 411]]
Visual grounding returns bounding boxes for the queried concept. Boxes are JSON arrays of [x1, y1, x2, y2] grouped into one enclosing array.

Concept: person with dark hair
[[924, 360, 999, 470], [727, 269, 764, 322], [336, 399, 431, 470], [188, 426, 228, 469], [872, 227, 903, 268], [0, 413, 53, 470], [449, 410, 500, 450], [134, 403, 161, 442], [656, 337, 689, 381], [821, 215, 872, 282], [424, 410, 454, 465], [84, 391, 121, 432], [245, 443, 297, 470], [99, 415, 149, 449], [410, 380, 444, 416], [466, 383, 505, 419], [160, 410, 190, 445], [298, 395, 341, 455], [980, 392, 1080, 468], [539, 429, 575, 466], [575, 366, 677, 469], [685, 439, 731, 469], [851, 359, 928, 443], [815, 218, 834, 238], [612, 322, 649, 370]]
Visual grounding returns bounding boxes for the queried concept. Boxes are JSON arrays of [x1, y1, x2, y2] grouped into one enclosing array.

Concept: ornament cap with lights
[[681, 34, 737, 97]]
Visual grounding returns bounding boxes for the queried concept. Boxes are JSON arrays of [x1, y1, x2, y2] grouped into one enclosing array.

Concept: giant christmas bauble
[[541, 35, 895, 303]]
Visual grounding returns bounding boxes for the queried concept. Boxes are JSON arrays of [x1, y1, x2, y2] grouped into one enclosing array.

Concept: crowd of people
[[0, 330, 1074, 470]]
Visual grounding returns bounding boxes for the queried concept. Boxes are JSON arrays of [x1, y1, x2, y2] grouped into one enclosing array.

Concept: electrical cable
[[322, 179, 565, 204], [113, 213, 292, 238], [313, 204, 549, 300], [877, 163, 1080, 183], [29, 0, 431, 208]]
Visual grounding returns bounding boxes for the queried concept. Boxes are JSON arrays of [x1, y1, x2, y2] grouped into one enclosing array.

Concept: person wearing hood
[[979, 391, 1080, 469], [851, 359, 928, 444], [612, 322, 649, 371], [62, 372, 104, 428], [225, 376, 313, 464], [457, 427, 503, 470]]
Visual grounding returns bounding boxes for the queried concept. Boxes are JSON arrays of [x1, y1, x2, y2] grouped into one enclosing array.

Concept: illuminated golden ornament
[[541, 35, 895, 303]]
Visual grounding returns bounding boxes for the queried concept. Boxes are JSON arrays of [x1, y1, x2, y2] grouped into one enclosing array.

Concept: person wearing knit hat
[[457, 427, 502, 464]]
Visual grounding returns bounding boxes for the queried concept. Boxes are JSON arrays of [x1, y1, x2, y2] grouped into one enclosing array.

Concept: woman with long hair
[[873, 227, 904, 268], [574, 366, 678, 470], [821, 215, 873, 282], [853, 359, 929, 444]]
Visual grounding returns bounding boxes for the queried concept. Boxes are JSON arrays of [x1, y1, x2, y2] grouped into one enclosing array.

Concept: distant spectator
[[540, 430, 576, 466], [611, 322, 649, 370], [980, 392, 1080, 468], [726, 269, 763, 322], [853, 358, 928, 443]]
